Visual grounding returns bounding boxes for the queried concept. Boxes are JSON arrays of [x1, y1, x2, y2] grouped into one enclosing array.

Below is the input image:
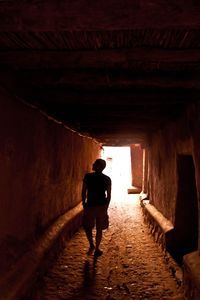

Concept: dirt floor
[[32, 193, 184, 300]]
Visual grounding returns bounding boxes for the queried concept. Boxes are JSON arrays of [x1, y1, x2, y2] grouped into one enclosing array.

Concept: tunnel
[[0, 1, 200, 299]]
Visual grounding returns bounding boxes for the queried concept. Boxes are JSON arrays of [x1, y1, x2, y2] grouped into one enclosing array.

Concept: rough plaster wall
[[148, 104, 197, 225], [148, 127, 178, 223], [190, 104, 200, 201], [130, 144, 143, 188], [188, 103, 200, 250], [0, 87, 100, 247]]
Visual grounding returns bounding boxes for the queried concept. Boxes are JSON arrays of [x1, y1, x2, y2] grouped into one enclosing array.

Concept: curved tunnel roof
[[0, 0, 200, 146]]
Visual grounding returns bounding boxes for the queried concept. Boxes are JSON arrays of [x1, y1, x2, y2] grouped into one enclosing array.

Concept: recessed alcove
[[168, 155, 198, 264]]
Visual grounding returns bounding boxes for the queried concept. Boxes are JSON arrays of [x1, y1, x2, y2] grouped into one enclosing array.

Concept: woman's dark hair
[[94, 158, 106, 171]]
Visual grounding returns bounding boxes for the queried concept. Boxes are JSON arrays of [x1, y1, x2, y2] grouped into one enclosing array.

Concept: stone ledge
[[127, 186, 142, 194], [141, 200, 183, 286], [141, 201, 174, 233], [0, 203, 83, 300], [183, 251, 200, 300]]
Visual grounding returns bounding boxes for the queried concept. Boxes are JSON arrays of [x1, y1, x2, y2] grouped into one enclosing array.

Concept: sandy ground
[[33, 193, 184, 300]]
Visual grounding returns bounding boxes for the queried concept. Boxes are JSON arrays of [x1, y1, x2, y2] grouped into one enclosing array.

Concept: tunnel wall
[[146, 102, 200, 299], [0, 87, 100, 269], [148, 103, 198, 225], [130, 144, 143, 189]]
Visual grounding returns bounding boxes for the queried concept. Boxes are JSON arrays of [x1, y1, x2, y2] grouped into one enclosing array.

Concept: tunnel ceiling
[[0, 1, 200, 146]]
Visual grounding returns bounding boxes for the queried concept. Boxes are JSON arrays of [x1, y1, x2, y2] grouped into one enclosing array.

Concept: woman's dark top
[[83, 172, 111, 207]]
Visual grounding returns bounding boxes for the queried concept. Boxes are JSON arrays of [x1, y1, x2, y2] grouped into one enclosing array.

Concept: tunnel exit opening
[[101, 146, 133, 201], [171, 155, 199, 264]]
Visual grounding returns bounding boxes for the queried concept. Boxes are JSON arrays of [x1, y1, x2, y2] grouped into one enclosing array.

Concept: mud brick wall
[[130, 144, 143, 188], [0, 87, 100, 272], [146, 102, 200, 300], [148, 103, 200, 225]]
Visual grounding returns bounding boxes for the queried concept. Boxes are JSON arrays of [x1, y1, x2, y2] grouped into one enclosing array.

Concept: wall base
[[0, 203, 83, 300], [140, 200, 183, 287], [183, 251, 200, 300]]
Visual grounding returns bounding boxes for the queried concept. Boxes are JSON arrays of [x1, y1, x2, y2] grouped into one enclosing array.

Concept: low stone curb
[[140, 199, 184, 287]]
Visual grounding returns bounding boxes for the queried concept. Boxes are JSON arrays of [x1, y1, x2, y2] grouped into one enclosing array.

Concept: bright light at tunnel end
[[101, 146, 132, 198]]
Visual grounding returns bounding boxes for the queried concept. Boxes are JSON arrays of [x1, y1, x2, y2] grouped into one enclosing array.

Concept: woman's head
[[92, 159, 106, 172]]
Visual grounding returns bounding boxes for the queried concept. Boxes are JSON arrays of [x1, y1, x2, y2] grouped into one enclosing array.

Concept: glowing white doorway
[[101, 146, 132, 201]]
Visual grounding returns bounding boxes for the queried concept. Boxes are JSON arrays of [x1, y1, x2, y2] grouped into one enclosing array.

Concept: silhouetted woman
[[82, 159, 112, 257]]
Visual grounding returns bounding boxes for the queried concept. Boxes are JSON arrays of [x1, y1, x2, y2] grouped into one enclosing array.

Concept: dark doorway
[[171, 155, 198, 264]]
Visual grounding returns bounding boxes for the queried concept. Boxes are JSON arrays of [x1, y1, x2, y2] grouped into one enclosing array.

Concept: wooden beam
[[16, 87, 197, 106], [2, 70, 200, 91], [1, 49, 200, 70], [0, 1, 200, 31]]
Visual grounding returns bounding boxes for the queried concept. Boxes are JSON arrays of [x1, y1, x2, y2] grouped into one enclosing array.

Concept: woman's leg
[[95, 229, 102, 251], [85, 227, 94, 248]]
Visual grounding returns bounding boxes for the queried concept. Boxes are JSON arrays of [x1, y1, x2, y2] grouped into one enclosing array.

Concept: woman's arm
[[106, 179, 112, 208], [81, 181, 87, 207]]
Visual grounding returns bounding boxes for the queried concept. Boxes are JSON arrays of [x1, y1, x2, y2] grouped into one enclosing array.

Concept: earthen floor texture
[[33, 194, 184, 300]]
